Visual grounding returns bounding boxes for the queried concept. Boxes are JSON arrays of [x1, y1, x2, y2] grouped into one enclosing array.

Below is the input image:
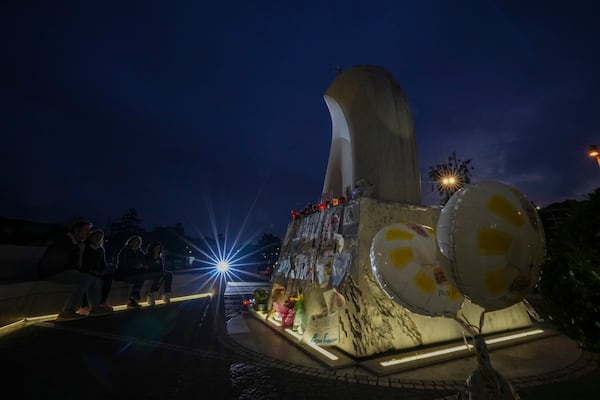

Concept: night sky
[[3, 1, 600, 240]]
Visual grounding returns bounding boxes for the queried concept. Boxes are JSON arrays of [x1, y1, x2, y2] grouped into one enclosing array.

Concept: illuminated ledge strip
[[0, 292, 213, 333], [486, 329, 544, 344], [254, 311, 339, 361], [381, 344, 474, 366], [112, 292, 212, 311], [284, 328, 302, 340], [0, 319, 27, 335], [255, 310, 281, 326], [380, 329, 544, 367]]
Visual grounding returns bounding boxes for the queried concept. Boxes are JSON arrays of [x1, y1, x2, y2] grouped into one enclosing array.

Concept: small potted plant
[[253, 287, 269, 312]]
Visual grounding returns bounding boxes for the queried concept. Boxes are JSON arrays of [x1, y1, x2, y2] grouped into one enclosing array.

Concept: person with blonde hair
[[115, 235, 148, 308]]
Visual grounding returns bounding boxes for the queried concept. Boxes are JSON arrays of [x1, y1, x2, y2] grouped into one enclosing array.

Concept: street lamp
[[439, 174, 460, 205], [588, 145, 600, 168], [441, 176, 456, 186], [440, 174, 459, 191]]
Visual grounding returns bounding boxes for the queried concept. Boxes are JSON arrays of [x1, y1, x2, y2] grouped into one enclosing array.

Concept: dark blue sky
[[2, 0, 600, 240]]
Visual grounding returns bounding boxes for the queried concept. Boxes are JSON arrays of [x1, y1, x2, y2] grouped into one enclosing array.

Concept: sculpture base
[[271, 198, 533, 358]]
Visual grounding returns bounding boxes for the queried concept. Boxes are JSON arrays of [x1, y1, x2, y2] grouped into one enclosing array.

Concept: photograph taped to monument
[[341, 202, 360, 235], [292, 253, 305, 280], [316, 250, 334, 287], [313, 208, 329, 242], [275, 256, 291, 277], [309, 212, 322, 242], [298, 216, 310, 242], [293, 251, 316, 281], [332, 251, 351, 287], [321, 207, 342, 242]]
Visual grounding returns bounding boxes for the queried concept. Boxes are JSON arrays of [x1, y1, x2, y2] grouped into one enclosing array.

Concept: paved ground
[[0, 296, 597, 399]]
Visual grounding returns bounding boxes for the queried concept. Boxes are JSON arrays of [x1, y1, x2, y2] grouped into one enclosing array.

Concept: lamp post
[[589, 145, 600, 168]]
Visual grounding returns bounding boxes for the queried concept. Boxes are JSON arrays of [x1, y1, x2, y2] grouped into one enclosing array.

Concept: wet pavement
[[0, 296, 597, 399]]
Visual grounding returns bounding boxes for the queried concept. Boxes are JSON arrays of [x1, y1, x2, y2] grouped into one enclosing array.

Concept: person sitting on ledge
[[144, 241, 173, 306], [37, 220, 111, 320], [79, 229, 114, 314], [115, 235, 159, 308]]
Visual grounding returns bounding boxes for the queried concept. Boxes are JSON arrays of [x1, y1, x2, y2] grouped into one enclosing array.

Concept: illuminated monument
[[322, 65, 421, 205], [270, 65, 536, 361]]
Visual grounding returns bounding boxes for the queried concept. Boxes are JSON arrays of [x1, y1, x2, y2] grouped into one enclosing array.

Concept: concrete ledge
[[0, 276, 135, 326], [0, 270, 207, 327]]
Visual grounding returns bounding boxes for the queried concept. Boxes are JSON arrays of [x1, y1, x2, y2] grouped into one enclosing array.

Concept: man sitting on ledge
[[37, 220, 112, 320]]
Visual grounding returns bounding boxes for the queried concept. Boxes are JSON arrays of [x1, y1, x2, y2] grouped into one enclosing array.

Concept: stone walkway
[[221, 312, 598, 398], [0, 296, 597, 399]]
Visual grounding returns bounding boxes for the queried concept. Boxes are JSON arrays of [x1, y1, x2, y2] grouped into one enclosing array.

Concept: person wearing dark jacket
[[144, 241, 173, 306], [115, 235, 152, 308], [80, 229, 114, 312], [37, 220, 109, 320]]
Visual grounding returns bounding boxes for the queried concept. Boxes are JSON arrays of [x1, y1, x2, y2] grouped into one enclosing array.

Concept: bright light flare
[[441, 176, 458, 187], [441, 175, 457, 187], [169, 190, 275, 296], [216, 260, 229, 273], [432, 164, 463, 202]]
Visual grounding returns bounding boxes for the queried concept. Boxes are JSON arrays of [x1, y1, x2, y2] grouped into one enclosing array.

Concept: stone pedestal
[[271, 198, 532, 358]]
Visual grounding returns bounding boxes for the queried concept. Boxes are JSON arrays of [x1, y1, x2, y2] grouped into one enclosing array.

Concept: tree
[[427, 151, 474, 205], [149, 223, 189, 259], [105, 208, 144, 260], [539, 188, 600, 356], [109, 208, 143, 235]]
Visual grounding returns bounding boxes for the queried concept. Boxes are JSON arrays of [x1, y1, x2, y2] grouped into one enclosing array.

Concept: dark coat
[[81, 244, 106, 273], [37, 233, 82, 278], [116, 246, 145, 276], [145, 252, 164, 272]]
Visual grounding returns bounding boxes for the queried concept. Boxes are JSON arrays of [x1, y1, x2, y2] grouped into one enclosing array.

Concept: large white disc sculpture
[[370, 222, 464, 317], [437, 181, 546, 311]]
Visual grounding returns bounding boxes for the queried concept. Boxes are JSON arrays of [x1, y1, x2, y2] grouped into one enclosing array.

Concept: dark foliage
[[539, 188, 600, 355]]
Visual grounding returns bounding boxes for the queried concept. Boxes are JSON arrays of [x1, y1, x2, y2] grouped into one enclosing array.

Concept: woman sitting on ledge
[[115, 236, 172, 308]]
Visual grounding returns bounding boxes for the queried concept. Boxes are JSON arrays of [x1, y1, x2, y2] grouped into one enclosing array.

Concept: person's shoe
[[57, 310, 86, 321], [163, 293, 171, 304], [147, 292, 156, 307], [76, 306, 90, 316], [127, 298, 141, 309], [99, 303, 113, 312], [89, 306, 111, 316]]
